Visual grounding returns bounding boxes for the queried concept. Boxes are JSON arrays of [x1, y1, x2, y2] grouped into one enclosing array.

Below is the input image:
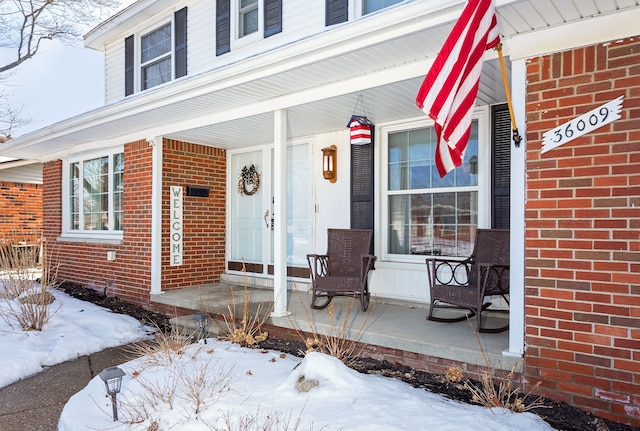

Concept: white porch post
[[272, 109, 289, 317], [150, 137, 163, 295], [505, 58, 526, 357]]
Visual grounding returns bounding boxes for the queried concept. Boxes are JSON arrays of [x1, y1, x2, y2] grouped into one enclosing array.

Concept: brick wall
[[161, 139, 226, 289], [0, 182, 42, 238], [43, 139, 226, 314], [524, 36, 640, 426]]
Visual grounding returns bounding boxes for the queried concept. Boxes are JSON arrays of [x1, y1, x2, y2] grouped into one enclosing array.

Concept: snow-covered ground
[[0, 287, 152, 388], [0, 283, 556, 430]]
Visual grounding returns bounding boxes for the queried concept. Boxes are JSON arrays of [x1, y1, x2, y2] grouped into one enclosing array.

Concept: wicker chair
[[426, 229, 510, 333], [307, 229, 377, 311]]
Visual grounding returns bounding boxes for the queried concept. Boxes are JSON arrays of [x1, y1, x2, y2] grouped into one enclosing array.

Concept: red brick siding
[[161, 139, 226, 289], [0, 182, 42, 237], [43, 139, 226, 315], [525, 36, 640, 427]]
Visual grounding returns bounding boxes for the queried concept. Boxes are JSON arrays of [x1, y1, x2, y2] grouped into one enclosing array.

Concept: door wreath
[[238, 164, 260, 196]]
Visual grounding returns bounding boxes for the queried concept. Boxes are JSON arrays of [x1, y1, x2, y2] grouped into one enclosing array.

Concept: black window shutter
[[264, 0, 282, 37], [216, 0, 230, 56], [326, 0, 348, 26], [351, 133, 374, 231], [124, 35, 134, 96], [491, 104, 511, 229], [174, 7, 188, 78]]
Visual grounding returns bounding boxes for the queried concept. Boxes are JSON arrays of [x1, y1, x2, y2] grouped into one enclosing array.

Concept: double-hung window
[[124, 8, 187, 96], [217, 0, 281, 55], [141, 23, 172, 90], [238, 0, 259, 38], [64, 148, 124, 239], [385, 119, 480, 259], [362, 0, 403, 15]]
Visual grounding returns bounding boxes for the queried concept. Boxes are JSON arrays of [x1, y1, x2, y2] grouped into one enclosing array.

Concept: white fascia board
[[84, 0, 175, 49], [507, 6, 640, 60]]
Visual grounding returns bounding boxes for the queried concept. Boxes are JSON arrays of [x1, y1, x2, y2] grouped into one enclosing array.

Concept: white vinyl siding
[[103, 0, 330, 104]]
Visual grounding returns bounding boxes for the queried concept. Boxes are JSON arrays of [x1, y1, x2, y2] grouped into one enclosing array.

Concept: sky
[[0, 279, 558, 430], [0, 0, 139, 139], [0, 40, 105, 138]]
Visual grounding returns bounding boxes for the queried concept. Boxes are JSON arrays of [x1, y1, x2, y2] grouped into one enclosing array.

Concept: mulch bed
[[56, 282, 638, 431]]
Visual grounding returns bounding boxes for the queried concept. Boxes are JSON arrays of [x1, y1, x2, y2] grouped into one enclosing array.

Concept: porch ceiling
[[1, 0, 638, 161]]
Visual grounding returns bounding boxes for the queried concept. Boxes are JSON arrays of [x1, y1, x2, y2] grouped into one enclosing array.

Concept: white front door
[[229, 142, 312, 277]]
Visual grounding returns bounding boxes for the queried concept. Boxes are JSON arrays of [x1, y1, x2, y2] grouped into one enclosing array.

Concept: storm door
[[228, 143, 312, 278]]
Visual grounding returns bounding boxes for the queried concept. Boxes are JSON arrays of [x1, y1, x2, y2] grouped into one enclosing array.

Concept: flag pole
[[495, 43, 522, 147]]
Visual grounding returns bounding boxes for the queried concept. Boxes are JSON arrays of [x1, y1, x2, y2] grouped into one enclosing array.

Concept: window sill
[[57, 233, 124, 246]]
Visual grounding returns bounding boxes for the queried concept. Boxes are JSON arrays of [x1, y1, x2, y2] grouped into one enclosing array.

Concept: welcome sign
[[170, 186, 183, 266]]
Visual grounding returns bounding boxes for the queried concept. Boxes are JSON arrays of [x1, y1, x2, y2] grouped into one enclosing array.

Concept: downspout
[[150, 137, 163, 295]]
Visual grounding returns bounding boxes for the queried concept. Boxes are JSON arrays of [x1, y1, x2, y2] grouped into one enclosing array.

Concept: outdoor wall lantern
[[192, 312, 209, 343], [98, 366, 126, 421], [322, 145, 337, 183]]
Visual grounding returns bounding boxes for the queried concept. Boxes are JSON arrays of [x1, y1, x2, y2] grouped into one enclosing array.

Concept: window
[[141, 23, 172, 90], [239, 0, 259, 37], [124, 8, 187, 96], [65, 149, 124, 238], [386, 121, 479, 258], [362, 0, 403, 15], [217, 0, 281, 55]]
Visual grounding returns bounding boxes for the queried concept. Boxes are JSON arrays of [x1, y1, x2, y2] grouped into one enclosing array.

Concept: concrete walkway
[[0, 344, 133, 431]]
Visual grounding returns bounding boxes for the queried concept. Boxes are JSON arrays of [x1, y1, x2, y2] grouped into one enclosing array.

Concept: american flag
[[415, 0, 500, 177]]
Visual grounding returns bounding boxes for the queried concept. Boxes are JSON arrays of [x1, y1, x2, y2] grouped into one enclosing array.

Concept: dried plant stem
[[290, 288, 370, 367], [219, 261, 271, 347], [461, 318, 545, 413], [0, 234, 60, 331]]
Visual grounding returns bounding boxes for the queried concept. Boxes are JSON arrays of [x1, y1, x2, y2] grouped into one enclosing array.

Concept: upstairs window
[[124, 8, 187, 96], [216, 0, 281, 56], [141, 23, 172, 90], [362, 0, 403, 15], [239, 0, 259, 38]]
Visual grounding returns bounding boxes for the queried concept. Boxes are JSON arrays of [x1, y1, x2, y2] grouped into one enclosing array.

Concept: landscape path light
[[98, 366, 126, 421], [193, 311, 209, 343]]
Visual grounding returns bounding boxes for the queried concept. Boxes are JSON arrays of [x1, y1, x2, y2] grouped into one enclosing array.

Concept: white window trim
[[132, 17, 176, 93], [231, 0, 263, 49], [140, 22, 173, 91], [60, 146, 125, 243], [378, 107, 490, 264]]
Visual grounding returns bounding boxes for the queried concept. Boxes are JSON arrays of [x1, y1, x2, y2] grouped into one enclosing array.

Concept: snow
[[1, 285, 556, 430], [0, 288, 152, 388]]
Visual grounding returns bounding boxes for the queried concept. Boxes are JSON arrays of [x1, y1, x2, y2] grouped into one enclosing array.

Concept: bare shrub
[[290, 289, 370, 367], [462, 321, 545, 413], [125, 321, 197, 369], [206, 405, 334, 431], [0, 235, 60, 331], [218, 263, 271, 347], [117, 347, 235, 426]]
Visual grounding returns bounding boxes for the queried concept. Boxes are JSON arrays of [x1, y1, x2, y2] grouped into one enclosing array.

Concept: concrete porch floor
[[151, 283, 519, 372]]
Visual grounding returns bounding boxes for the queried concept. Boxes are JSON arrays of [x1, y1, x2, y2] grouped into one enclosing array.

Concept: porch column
[[150, 137, 163, 295], [506, 58, 526, 357], [271, 109, 289, 317]]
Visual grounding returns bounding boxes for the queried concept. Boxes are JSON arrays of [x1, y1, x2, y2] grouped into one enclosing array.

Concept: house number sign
[[170, 186, 183, 266], [541, 95, 624, 154]]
